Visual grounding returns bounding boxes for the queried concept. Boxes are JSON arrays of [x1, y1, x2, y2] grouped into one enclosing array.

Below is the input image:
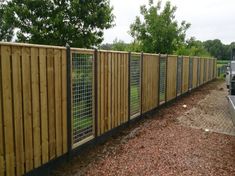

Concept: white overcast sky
[[103, 0, 235, 44]]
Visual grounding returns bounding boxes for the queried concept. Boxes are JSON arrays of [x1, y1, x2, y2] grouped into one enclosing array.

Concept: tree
[[175, 37, 211, 57], [203, 39, 224, 59], [0, 3, 14, 41], [2, 0, 114, 47], [129, 0, 190, 54]]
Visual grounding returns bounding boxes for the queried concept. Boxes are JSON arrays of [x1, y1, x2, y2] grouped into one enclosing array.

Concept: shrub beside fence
[[0, 42, 217, 176]]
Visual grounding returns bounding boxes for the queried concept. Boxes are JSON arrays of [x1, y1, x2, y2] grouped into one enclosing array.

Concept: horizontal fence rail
[[0, 42, 217, 176]]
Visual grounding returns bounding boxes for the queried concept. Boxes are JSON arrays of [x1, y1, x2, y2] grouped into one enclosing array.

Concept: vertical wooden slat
[[100, 52, 104, 135], [31, 47, 41, 168], [120, 54, 124, 123], [12, 46, 25, 175], [61, 50, 67, 154], [0, 45, 4, 176], [47, 48, 56, 160], [39, 48, 49, 164], [108, 53, 111, 130], [114, 53, 118, 127], [54, 49, 62, 156], [97, 52, 101, 135], [2, 45, 15, 176], [118, 54, 121, 126], [124, 54, 128, 122], [111, 53, 115, 128], [22, 46, 34, 173]]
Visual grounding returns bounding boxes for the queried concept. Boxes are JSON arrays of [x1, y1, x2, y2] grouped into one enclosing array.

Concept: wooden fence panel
[[97, 51, 128, 136], [182, 56, 189, 93], [166, 55, 177, 101], [142, 54, 159, 113], [192, 57, 198, 88], [0, 43, 67, 176]]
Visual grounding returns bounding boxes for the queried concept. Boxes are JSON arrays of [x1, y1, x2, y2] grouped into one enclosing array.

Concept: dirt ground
[[52, 80, 235, 176]]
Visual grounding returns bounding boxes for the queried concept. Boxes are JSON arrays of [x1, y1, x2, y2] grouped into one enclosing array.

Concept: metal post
[[94, 49, 98, 137], [66, 44, 72, 160]]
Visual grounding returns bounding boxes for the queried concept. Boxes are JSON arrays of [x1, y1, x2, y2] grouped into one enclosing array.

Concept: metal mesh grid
[[177, 56, 183, 95], [72, 52, 94, 145], [130, 55, 141, 117], [159, 56, 167, 103], [189, 57, 193, 89]]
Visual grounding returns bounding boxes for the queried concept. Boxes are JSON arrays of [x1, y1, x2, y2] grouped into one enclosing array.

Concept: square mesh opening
[[130, 55, 141, 118], [177, 57, 183, 95], [159, 56, 167, 103], [72, 52, 94, 144]]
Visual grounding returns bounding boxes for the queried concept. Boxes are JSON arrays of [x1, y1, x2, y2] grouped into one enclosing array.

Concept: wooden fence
[[0, 42, 217, 176]]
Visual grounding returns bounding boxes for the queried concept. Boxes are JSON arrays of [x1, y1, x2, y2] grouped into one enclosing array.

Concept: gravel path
[[178, 81, 235, 136], [52, 80, 235, 176]]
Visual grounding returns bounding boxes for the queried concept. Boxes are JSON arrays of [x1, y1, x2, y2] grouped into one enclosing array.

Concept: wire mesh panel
[[130, 54, 141, 118], [189, 57, 193, 90], [159, 56, 167, 103], [177, 56, 183, 95], [71, 51, 94, 147]]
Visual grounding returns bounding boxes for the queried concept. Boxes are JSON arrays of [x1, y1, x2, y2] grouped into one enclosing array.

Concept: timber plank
[[22, 46, 34, 172], [12, 46, 25, 175], [47, 48, 56, 160], [54, 49, 62, 156], [39, 48, 49, 164], [61, 50, 67, 154], [31, 47, 41, 168]]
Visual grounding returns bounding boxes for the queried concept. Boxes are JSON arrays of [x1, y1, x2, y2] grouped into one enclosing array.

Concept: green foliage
[[99, 39, 142, 52], [2, 0, 114, 47], [203, 39, 235, 60], [175, 37, 211, 57], [0, 3, 14, 41], [129, 0, 190, 54]]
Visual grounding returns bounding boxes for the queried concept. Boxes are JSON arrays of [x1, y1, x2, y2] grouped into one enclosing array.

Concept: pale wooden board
[[39, 48, 49, 164], [31, 47, 42, 168], [54, 49, 62, 156], [111, 53, 115, 128], [1, 45, 15, 176], [47, 48, 56, 160], [167, 56, 177, 101], [108, 53, 112, 130], [0, 45, 4, 176], [200, 58, 204, 84], [114, 53, 118, 127], [22, 46, 34, 172], [61, 50, 67, 154], [12, 46, 25, 175], [100, 52, 104, 135]]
